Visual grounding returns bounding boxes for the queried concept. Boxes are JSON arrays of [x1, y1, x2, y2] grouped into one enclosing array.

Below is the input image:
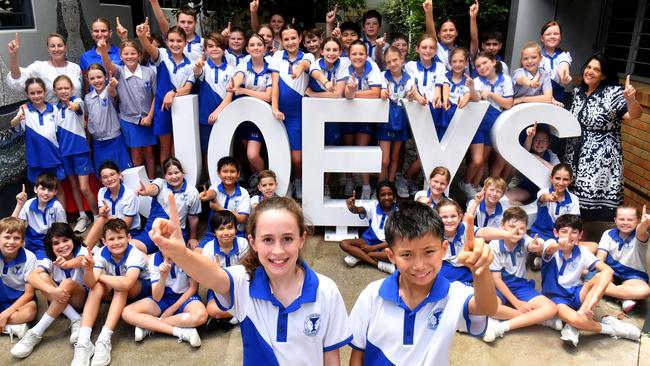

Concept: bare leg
[[77, 175, 98, 215], [159, 134, 173, 164], [605, 279, 650, 300], [340, 239, 379, 266], [247, 141, 265, 173], [161, 301, 208, 328]]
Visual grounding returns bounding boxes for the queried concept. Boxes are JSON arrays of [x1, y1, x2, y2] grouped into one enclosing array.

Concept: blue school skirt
[[153, 98, 173, 136], [92, 135, 132, 174], [120, 119, 157, 148], [551, 79, 566, 105], [284, 115, 302, 151], [472, 105, 501, 146], [376, 102, 409, 142], [437, 103, 458, 141]]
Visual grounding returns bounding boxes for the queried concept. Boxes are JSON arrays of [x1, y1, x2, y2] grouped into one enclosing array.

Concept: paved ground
[[0, 233, 647, 366]]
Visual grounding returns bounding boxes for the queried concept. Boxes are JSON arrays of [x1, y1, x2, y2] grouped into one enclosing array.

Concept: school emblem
[[12, 266, 22, 275], [303, 313, 321, 337], [426, 308, 444, 331]]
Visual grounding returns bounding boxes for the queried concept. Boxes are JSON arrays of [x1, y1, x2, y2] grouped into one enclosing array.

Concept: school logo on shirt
[[426, 308, 444, 331], [177, 192, 188, 202], [12, 266, 22, 275], [144, 81, 151, 90], [303, 313, 321, 337], [101, 98, 108, 107]]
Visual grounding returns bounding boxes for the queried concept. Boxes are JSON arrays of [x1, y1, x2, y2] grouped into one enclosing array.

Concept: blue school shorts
[[153, 99, 173, 136], [548, 285, 583, 310], [152, 293, 201, 314], [471, 105, 500, 147], [496, 276, 541, 304], [284, 116, 302, 151], [27, 164, 66, 184], [120, 119, 157, 148], [62, 152, 94, 177], [325, 123, 342, 145], [92, 135, 132, 175], [128, 279, 152, 303], [135, 226, 188, 254], [199, 123, 213, 154], [25, 238, 47, 260], [439, 261, 474, 285], [375, 125, 409, 142]]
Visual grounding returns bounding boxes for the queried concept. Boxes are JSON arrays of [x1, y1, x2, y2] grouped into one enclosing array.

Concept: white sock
[[172, 327, 182, 338], [498, 321, 511, 334], [600, 323, 615, 335], [78, 211, 88, 219], [96, 327, 113, 342], [78, 326, 92, 345], [31, 314, 55, 336], [63, 305, 81, 321]]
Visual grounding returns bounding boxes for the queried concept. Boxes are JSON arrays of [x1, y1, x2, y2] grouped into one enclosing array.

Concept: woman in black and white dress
[[564, 53, 641, 221]]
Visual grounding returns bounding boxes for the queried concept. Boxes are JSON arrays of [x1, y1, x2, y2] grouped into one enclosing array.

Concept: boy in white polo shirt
[[348, 201, 497, 365], [0, 217, 37, 343], [541, 214, 640, 347]]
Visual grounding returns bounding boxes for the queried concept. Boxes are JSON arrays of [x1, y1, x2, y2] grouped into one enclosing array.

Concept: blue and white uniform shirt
[[445, 71, 470, 104], [489, 237, 534, 280], [598, 229, 648, 282], [19, 197, 67, 248], [208, 182, 251, 234], [184, 34, 204, 62], [149, 178, 201, 230], [94, 244, 150, 280], [234, 59, 272, 92], [443, 222, 478, 266], [308, 58, 350, 92], [214, 264, 352, 366], [413, 190, 449, 210], [541, 240, 598, 295], [541, 49, 572, 84], [0, 248, 37, 303], [18, 102, 61, 168], [404, 59, 449, 101], [269, 50, 315, 116], [39, 245, 88, 285], [363, 36, 389, 63], [381, 70, 415, 103], [435, 42, 456, 71], [197, 59, 235, 125], [359, 201, 398, 245], [349, 272, 486, 365], [56, 97, 88, 156], [530, 187, 580, 240], [149, 251, 191, 294], [225, 48, 248, 67], [467, 199, 504, 229], [97, 184, 141, 232], [201, 237, 249, 268], [473, 74, 514, 111], [80, 45, 122, 72], [84, 87, 121, 141], [153, 48, 195, 98], [346, 60, 383, 94]]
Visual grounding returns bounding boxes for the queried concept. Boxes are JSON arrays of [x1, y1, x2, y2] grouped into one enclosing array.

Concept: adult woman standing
[[6, 33, 82, 103], [564, 53, 641, 221]]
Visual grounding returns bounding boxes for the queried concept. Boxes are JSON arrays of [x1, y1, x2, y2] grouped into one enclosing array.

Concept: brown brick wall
[[623, 81, 650, 209]]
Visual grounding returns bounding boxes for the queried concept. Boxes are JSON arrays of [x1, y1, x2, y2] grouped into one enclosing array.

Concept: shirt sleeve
[[348, 284, 373, 350], [488, 240, 503, 272], [558, 51, 572, 65], [53, 202, 68, 223], [238, 193, 251, 215], [148, 256, 160, 283], [18, 203, 28, 221], [542, 239, 556, 261], [23, 253, 37, 281], [321, 277, 353, 351], [367, 63, 383, 87], [39, 257, 53, 273], [336, 59, 351, 81], [458, 285, 488, 337], [6, 61, 40, 92], [597, 231, 612, 253], [188, 188, 202, 215], [501, 75, 514, 97], [122, 190, 139, 217], [213, 265, 248, 320], [93, 250, 107, 271], [268, 53, 281, 73]]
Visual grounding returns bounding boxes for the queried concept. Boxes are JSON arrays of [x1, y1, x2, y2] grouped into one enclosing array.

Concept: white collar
[[124, 64, 143, 79]]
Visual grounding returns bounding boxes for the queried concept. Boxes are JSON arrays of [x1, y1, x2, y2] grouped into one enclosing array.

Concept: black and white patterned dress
[[564, 84, 628, 221]]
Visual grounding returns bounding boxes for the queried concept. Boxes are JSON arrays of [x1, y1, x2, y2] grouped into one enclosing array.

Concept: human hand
[[137, 181, 146, 196], [623, 75, 636, 102], [528, 234, 543, 253], [55, 255, 69, 269], [457, 214, 493, 275], [423, 0, 433, 14], [140, 114, 152, 126], [7, 32, 19, 56], [149, 193, 188, 257], [272, 108, 285, 121], [81, 252, 95, 270], [221, 22, 232, 39], [116, 17, 128, 41], [512, 299, 532, 313], [50, 287, 71, 304], [380, 88, 390, 100], [193, 55, 205, 76], [15, 183, 27, 205], [250, 0, 259, 13], [526, 121, 537, 137], [162, 90, 175, 110], [469, 0, 479, 18], [99, 199, 110, 218], [529, 73, 540, 88], [326, 4, 338, 24], [346, 190, 356, 212], [331, 23, 341, 39]]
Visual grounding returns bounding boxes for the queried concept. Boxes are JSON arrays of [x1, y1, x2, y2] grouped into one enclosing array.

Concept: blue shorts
[[341, 123, 355, 135], [151, 293, 201, 314], [199, 123, 213, 154], [375, 125, 409, 142], [284, 117, 302, 151], [548, 285, 583, 310], [354, 123, 375, 136], [1, 296, 35, 312], [496, 276, 541, 304], [471, 105, 500, 147], [135, 227, 188, 254], [92, 135, 132, 175], [241, 122, 264, 143], [128, 279, 152, 303], [120, 119, 156, 148], [153, 99, 173, 136], [325, 123, 342, 145], [439, 261, 473, 285], [62, 152, 94, 177], [25, 239, 47, 260], [27, 164, 66, 183]]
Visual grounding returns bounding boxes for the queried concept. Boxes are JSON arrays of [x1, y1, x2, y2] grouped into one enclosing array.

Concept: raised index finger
[[464, 214, 475, 251], [21, 183, 25, 193], [167, 192, 180, 226], [116, 17, 122, 27], [626, 75, 631, 87], [15, 32, 19, 44]]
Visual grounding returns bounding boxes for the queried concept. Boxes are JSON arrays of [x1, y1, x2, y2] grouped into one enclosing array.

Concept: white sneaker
[[10, 329, 42, 358], [361, 185, 371, 200], [396, 176, 409, 198], [540, 316, 563, 331], [560, 324, 579, 347], [90, 339, 111, 366], [344, 255, 361, 267], [343, 178, 354, 197], [293, 179, 302, 200], [622, 300, 637, 313], [377, 261, 396, 274], [601, 315, 641, 341], [74, 216, 91, 233], [134, 327, 152, 342], [178, 328, 201, 347], [5, 323, 28, 342], [482, 318, 504, 343], [69, 319, 81, 345], [71, 342, 95, 366], [324, 184, 331, 198]]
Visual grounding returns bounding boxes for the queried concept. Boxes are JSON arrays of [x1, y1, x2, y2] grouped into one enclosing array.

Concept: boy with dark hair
[[348, 201, 497, 365], [541, 214, 640, 347]]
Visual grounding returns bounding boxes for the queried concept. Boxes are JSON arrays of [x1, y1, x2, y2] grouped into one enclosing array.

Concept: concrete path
[[0, 236, 646, 366]]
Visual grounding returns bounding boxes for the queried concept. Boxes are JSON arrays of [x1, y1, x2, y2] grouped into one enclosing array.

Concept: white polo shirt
[[489, 237, 533, 280], [93, 244, 150, 280], [214, 264, 352, 365], [530, 187, 581, 240], [541, 240, 598, 297], [39, 245, 88, 285], [598, 229, 648, 282], [467, 200, 504, 229], [207, 183, 251, 234], [349, 272, 486, 365], [98, 184, 141, 232], [149, 251, 190, 295], [0, 247, 37, 303], [358, 201, 397, 245], [201, 237, 249, 268]]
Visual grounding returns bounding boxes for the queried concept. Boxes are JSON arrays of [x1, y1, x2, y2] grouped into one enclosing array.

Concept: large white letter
[[403, 100, 489, 187], [207, 97, 292, 195], [172, 95, 201, 187], [302, 98, 388, 229]]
